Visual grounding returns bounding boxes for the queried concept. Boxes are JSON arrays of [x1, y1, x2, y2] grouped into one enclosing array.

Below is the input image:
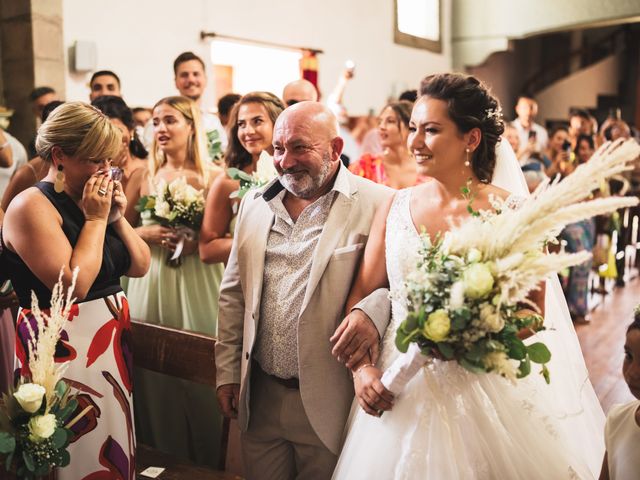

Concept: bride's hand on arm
[[352, 358, 394, 417], [331, 194, 395, 367]]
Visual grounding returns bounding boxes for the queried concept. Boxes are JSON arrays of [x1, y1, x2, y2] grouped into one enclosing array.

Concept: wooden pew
[[131, 320, 243, 480]]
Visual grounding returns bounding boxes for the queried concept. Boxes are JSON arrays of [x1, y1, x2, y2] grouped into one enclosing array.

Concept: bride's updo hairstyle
[[419, 73, 504, 183]]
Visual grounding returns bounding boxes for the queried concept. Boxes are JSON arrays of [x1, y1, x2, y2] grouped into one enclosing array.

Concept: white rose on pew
[[14, 383, 46, 413], [28, 413, 57, 442]]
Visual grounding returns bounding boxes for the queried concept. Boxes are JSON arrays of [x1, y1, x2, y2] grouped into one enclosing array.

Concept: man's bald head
[[275, 101, 339, 140], [272, 102, 343, 200], [282, 79, 319, 106]]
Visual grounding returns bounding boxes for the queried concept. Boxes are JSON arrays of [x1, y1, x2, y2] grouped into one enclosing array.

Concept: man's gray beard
[[280, 155, 332, 199]]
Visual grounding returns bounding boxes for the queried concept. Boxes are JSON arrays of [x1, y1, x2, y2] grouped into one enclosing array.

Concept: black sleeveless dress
[[1, 182, 136, 480]]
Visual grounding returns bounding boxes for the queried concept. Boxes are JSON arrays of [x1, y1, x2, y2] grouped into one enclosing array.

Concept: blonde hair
[[36, 101, 122, 163], [149, 96, 208, 183]]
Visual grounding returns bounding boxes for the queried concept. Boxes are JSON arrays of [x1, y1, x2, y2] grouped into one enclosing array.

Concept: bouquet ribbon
[[170, 227, 197, 261], [380, 343, 431, 395]]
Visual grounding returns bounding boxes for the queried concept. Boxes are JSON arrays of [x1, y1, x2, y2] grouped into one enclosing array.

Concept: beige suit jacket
[[215, 166, 393, 455]]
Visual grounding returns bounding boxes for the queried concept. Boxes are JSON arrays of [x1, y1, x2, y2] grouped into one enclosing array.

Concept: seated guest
[[510, 93, 548, 154], [125, 96, 225, 467], [601, 311, 640, 480], [0, 102, 150, 479], [91, 96, 148, 189], [1, 101, 63, 211], [282, 79, 318, 106], [200, 92, 284, 264], [89, 70, 122, 101], [349, 101, 419, 188], [217, 93, 241, 127]]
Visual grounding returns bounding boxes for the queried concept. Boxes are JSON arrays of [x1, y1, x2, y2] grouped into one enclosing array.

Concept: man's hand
[[330, 309, 380, 369], [216, 383, 240, 419]]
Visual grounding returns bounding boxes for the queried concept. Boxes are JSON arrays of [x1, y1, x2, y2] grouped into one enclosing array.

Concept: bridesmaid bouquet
[[228, 151, 278, 199], [0, 270, 91, 478], [136, 177, 205, 267], [389, 139, 640, 387]]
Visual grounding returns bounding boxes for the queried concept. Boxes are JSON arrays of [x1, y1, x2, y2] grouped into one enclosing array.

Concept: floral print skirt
[[15, 292, 135, 480]]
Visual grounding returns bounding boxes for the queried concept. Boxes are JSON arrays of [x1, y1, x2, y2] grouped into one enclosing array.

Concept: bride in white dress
[[332, 74, 604, 479]]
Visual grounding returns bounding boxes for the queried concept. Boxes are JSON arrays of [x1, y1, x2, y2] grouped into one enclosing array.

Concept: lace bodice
[[380, 189, 422, 369], [379, 189, 524, 370]]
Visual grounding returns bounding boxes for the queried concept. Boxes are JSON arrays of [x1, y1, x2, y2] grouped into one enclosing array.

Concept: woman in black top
[[1, 102, 149, 479]]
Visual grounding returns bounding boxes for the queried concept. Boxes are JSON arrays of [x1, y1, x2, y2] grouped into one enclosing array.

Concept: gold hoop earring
[[464, 148, 471, 167], [54, 164, 65, 193]]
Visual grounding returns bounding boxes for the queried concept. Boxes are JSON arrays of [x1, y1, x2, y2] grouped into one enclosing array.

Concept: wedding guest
[[543, 126, 570, 178], [1, 101, 63, 211], [569, 109, 595, 146], [559, 134, 596, 324], [349, 101, 420, 188], [0, 206, 16, 396], [132, 107, 152, 129], [29, 86, 58, 121], [143, 52, 227, 162], [0, 102, 150, 479], [89, 70, 122, 101], [125, 96, 225, 467], [511, 93, 548, 153], [91, 96, 148, 190], [199, 92, 284, 264], [215, 101, 392, 479], [282, 79, 318, 106], [217, 93, 241, 127], [0, 126, 29, 200], [600, 311, 640, 480]]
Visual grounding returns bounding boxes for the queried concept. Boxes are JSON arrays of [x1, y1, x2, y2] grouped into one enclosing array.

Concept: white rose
[[28, 413, 57, 442], [255, 151, 278, 183], [13, 383, 45, 413], [183, 184, 202, 204], [154, 199, 171, 219], [479, 303, 504, 332], [168, 177, 187, 200], [449, 281, 465, 309], [466, 248, 482, 263], [462, 263, 495, 299]]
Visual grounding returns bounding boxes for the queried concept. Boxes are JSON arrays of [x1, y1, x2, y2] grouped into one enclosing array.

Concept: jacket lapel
[[300, 188, 357, 313], [248, 194, 275, 319]]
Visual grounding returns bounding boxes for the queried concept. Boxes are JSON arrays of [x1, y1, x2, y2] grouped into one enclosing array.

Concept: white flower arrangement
[[386, 139, 640, 389], [0, 269, 93, 477]]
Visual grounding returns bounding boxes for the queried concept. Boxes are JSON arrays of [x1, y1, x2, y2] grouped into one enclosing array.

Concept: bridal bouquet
[[0, 270, 91, 478], [136, 176, 205, 266], [384, 139, 640, 390], [228, 151, 278, 199]]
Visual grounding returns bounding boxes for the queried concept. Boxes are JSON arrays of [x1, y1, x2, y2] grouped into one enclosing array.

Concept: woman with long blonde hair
[[124, 96, 225, 466]]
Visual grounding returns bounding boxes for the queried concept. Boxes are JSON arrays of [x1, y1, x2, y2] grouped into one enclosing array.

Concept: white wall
[[536, 54, 620, 124], [452, 0, 640, 68], [62, 0, 452, 115]]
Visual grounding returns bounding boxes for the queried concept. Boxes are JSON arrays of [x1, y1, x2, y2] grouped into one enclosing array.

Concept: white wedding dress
[[332, 186, 605, 480]]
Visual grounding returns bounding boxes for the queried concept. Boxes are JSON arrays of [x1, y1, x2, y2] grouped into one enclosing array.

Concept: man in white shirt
[[511, 94, 548, 159], [144, 51, 227, 162]]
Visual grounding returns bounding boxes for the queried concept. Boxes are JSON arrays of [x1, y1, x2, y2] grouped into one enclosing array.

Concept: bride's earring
[[464, 148, 471, 167], [54, 164, 65, 193]]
